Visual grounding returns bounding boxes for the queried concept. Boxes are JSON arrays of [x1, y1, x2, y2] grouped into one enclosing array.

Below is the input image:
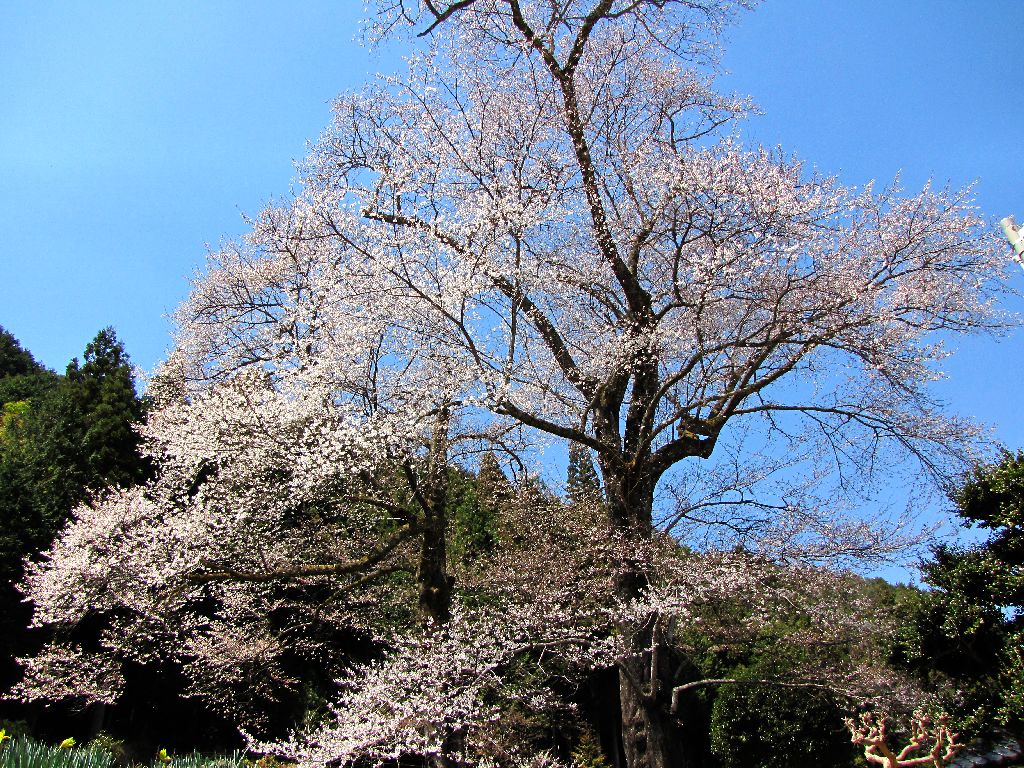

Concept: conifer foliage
[[566, 445, 601, 506], [895, 452, 1024, 736], [0, 327, 148, 696], [66, 328, 149, 489]]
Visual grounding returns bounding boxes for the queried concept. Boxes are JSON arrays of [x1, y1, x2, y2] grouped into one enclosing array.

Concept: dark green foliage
[[946, 451, 1024, 612], [0, 328, 59, 419], [447, 465, 498, 564], [475, 452, 514, 516], [667, 572, 917, 768], [0, 328, 149, 698], [448, 452, 514, 566], [688, 632, 861, 768], [0, 328, 148, 582], [6, 389, 89, 541], [894, 452, 1024, 736], [0, 349, 73, 695], [65, 328, 149, 490], [0, 328, 45, 380], [0, 375, 59, 409], [566, 444, 601, 506], [708, 672, 855, 768]]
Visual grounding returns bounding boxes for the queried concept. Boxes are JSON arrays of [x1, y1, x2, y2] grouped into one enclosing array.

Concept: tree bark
[[599, 450, 692, 768], [417, 407, 453, 625], [418, 410, 455, 768], [618, 663, 689, 768]]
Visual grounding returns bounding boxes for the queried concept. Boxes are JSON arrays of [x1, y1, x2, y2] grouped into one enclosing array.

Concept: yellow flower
[[0, 728, 10, 746], [58, 737, 76, 750], [158, 748, 171, 764]]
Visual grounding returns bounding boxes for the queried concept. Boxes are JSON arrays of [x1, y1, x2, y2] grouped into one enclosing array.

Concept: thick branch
[[505, 1, 651, 318], [491, 274, 597, 400], [418, 0, 477, 36], [496, 397, 606, 453], [671, 677, 839, 714], [189, 525, 416, 585]]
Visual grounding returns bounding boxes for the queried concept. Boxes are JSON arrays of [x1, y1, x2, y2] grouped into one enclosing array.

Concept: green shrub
[[709, 682, 855, 768], [570, 727, 610, 768]]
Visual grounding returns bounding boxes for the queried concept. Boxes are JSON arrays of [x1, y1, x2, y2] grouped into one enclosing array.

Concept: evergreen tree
[[65, 327, 149, 489], [0, 327, 63, 593], [0, 326, 58, 404], [448, 467, 496, 565], [0, 327, 43, 379], [0, 327, 148, 699], [566, 444, 602, 506], [449, 454, 518, 565], [476, 452, 514, 512], [895, 452, 1024, 736], [0, 335, 62, 696]]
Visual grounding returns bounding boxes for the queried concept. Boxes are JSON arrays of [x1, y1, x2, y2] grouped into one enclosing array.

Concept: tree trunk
[[418, 409, 455, 768], [618, 667, 689, 768], [417, 407, 452, 625], [418, 508, 451, 625], [599, 451, 689, 768], [87, 701, 107, 739]]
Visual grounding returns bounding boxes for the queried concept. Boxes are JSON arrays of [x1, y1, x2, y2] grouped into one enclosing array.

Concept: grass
[[0, 739, 248, 768], [159, 754, 247, 768], [0, 739, 114, 768]]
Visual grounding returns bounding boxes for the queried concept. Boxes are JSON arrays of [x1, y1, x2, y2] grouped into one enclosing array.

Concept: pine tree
[[65, 327, 149, 489], [567, 444, 602, 506]]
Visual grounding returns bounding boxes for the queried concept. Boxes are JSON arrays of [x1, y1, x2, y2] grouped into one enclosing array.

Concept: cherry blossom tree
[[257, 485, 914, 768], [274, 1, 1009, 765], [12, 220, 507, 724], [12, 1, 1016, 766]]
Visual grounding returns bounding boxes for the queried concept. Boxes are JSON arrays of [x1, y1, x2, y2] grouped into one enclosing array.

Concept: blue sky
[[1, 1, 1022, 456]]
